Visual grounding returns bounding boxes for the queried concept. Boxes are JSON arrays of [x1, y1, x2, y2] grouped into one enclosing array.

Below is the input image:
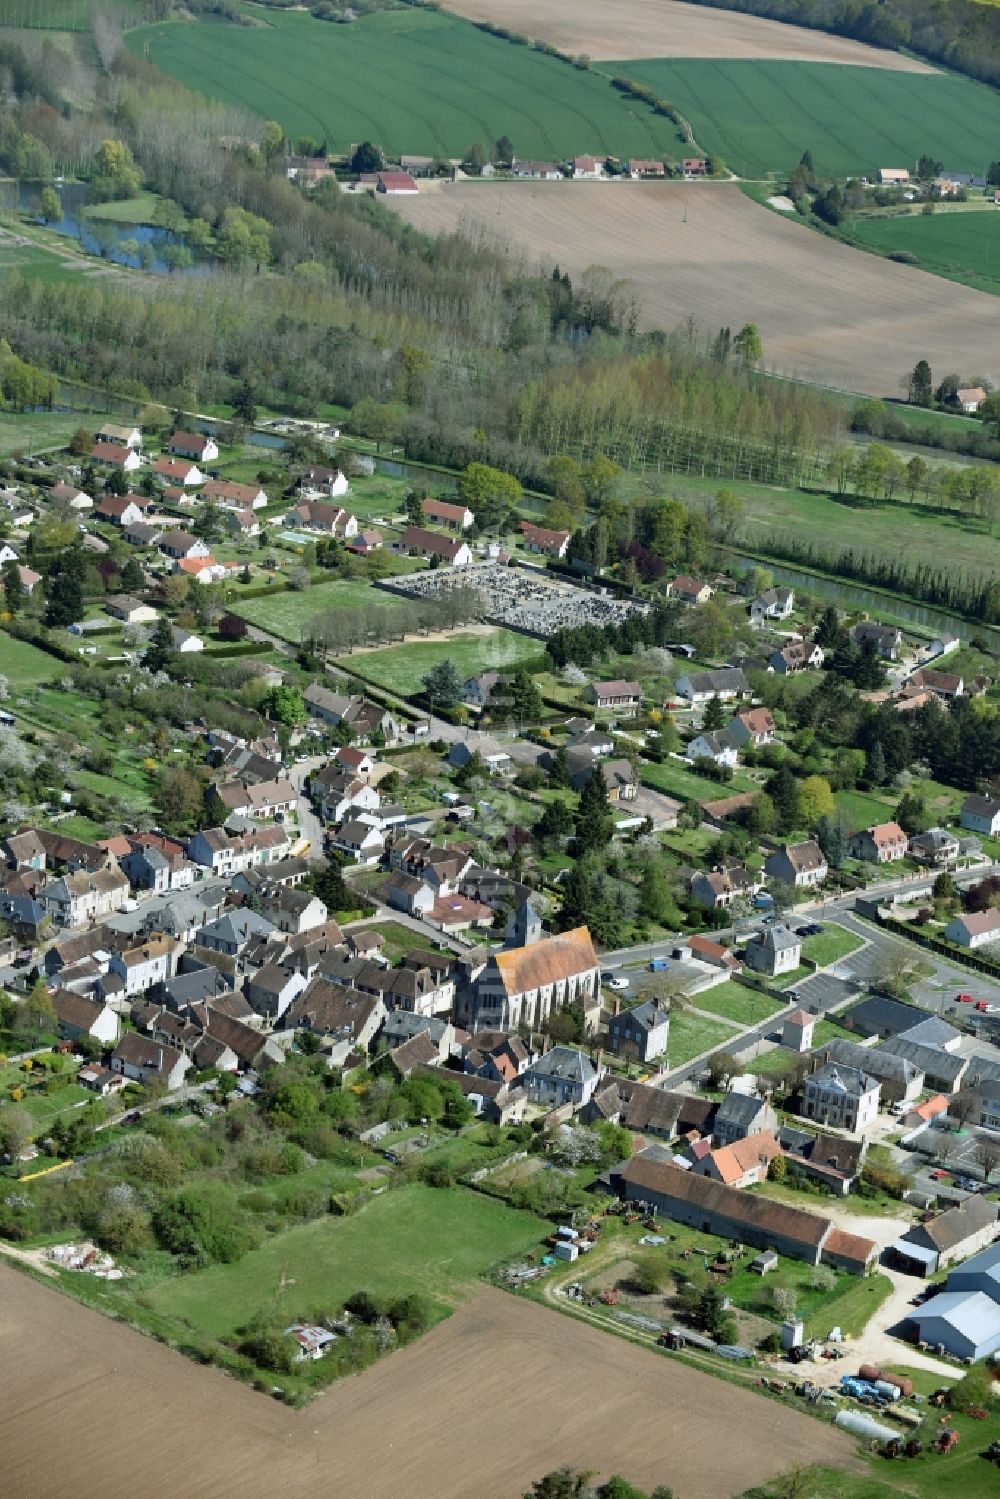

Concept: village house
[[200, 478, 269, 510], [90, 442, 142, 473], [331, 819, 385, 865], [159, 529, 211, 561], [519, 520, 570, 557], [667, 574, 712, 606], [728, 707, 775, 748], [396, 526, 472, 566], [944, 909, 1000, 950], [850, 621, 902, 659], [170, 626, 204, 654], [168, 431, 219, 463], [122, 521, 162, 548], [744, 923, 801, 977], [782, 1009, 815, 1053], [572, 155, 603, 179], [311, 765, 381, 824], [215, 777, 298, 820], [769, 641, 824, 674], [225, 508, 261, 538], [111, 1033, 191, 1090], [185, 824, 289, 875], [96, 422, 142, 449], [104, 595, 158, 625], [957, 386, 987, 413], [567, 754, 639, 804], [448, 738, 512, 776], [628, 159, 665, 179], [750, 586, 794, 623], [376, 170, 419, 194], [522, 1046, 603, 1108], [765, 841, 828, 889], [879, 1036, 969, 1094], [689, 863, 760, 909], [847, 821, 909, 864], [462, 671, 501, 710], [285, 155, 335, 185], [422, 498, 473, 531], [802, 1062, 880, 1135], [692, 1130, 781, 1188], [908, 826, 960, 866], [108, 934, 178, 997], [41, 867, 130, 927], [296, 466, 349, 498], [686, 729, 739, 769], [684, 934, 741, 973], [175, 556, 229, 583], [893, 1198, 1000, 1278], [52, 989, 120, 1046], [152, 457, 205, 486], [907, 667, 964, 700], [95, 493, 147, 527], [587, 679, 643, 714], [512, 160, 561, 180], [287, 500, 358, 537], [607, 999, 669, 1064], [675, 667, 749, 703], [961, 794, 1000, 837], [461, 926, 600, 1033], [50, 481, 93, 510], [17, 565, 42, 595], [818, 1038, 923, 1104], [283, 979, 386, 1063]]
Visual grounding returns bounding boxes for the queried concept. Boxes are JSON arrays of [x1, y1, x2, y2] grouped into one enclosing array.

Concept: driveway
[[286, 755, 327, 856]]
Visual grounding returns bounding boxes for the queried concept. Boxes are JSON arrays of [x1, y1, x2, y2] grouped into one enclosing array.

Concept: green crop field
[[231, 579, 409, 642], [145, 1183, 547, 1337], [343, 628, 538, 695], [0, 409, 88, 455], [0, 0, 141, 28], [620, 58, 1000, 179], [127, 8, 684, 160], [844, 207, 1000, 294]]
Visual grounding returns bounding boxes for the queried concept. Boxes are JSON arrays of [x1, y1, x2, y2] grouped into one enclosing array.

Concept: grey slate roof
[[822, 1038, 922, 1087], [897, 1016, 961, 1049], [527, 1046, 597, 1083]]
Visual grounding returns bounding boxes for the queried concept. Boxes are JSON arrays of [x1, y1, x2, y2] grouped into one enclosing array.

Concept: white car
[[601, 972, 629, 991]]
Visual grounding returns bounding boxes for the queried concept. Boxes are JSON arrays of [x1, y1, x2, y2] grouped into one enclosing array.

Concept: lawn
[[666, 1010, 741, 1065], [833, 787, 896, 831], [0, 240, 96, 287], [231, 579, 409, 642], [692, 981, 786, 1027], [844, 204, 1000, 295], [620, 57, 1000, 179], [84, 192, 167, 226], [129, 7, 686, 161], [0, 634, 66, 688], [640, 759, 758, 803], [801, 927, 864, 968], [145, 1183, 548, 1336], [354, 920, 430, 962], [344, 628, 538, 696], [0, 411, 85, 456]]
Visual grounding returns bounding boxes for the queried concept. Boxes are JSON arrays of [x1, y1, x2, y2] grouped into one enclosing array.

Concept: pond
[[2, 180, 208, 275], [729, 551, 1000, 648]]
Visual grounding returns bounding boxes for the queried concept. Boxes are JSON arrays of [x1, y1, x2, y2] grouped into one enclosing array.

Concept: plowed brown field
[[388, 180, 1000, 396], [439, 0, 934, 68], [0, 1264, 859, 1499]]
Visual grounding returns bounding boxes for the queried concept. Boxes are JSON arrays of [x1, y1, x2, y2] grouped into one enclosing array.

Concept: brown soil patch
[[1, 1264, 860, 1499], [440, 0, 934, 69], [385, 180, 1000, 397]]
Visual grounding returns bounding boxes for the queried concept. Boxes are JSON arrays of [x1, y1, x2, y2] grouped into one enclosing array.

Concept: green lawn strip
[[811, 1019, 853, 1047], [667, 1010, 742, 1065], [83, 191, 167, 225], [353, 919, 432, 962], [0, 633, 66, 687], [833, 787, 896, 830], [764, 964, 812, 990], [802, 928, 864, 967], [128, 7, 687, 161], [144, 1183, 549, 1339], [342, 629, 538, 697], [691, 981, 786, 1026], [640, 759, 759, 802]]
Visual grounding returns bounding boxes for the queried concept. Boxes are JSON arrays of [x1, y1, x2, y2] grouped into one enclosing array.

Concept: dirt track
[[0, 1264, 859, 1499], [388, 181, 1000, 396], [439, 0, 934, 68]]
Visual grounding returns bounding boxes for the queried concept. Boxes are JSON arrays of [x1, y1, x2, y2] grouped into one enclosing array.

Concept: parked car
[[956, 992, 975, 1004], [601, 970, 629, 991]]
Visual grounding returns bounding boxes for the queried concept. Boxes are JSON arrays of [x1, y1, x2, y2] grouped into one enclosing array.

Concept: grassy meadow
[[232, 579, 411, 643], [620, 58, 1000, 178], [128, 7, 685, 160], [343, 628, 539, 695], [145, 1183, 547, 1337], [844, 205, 1000, 294]]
